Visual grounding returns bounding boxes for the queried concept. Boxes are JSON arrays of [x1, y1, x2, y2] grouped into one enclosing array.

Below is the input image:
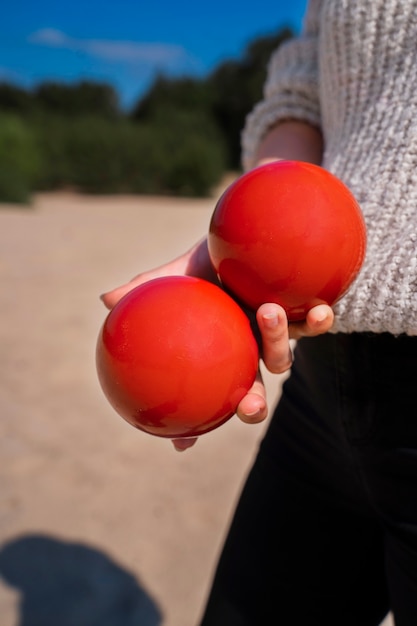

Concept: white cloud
[[28, 28, 199, 72], [86, 40, 186, 64], [29, 28, 70, 47]]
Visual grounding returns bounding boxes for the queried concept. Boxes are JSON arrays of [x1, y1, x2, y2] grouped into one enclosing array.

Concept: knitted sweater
[[241, 0, 417, 336]]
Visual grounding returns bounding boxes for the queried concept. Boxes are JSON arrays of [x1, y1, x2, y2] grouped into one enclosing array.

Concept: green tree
[[0, 114, 41, 203], [0, 26, 295, 201], [34, 81, 120, 118], [0, 83, 34, 116], [208, 27, 294, 168], [35, 112, 225, 197], [131, 75, 212, 121], [130, 27, 294, 169]]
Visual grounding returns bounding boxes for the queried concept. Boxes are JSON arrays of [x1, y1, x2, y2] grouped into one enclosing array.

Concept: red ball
[[96, 276, 259, 438], [208, 160, 367, 321]]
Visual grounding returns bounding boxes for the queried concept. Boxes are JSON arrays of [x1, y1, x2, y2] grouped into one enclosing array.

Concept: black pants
[[199, 332, 417, 626]]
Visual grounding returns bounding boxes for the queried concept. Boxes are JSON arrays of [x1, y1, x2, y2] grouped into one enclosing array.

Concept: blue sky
[[1, 0, 308, 110]]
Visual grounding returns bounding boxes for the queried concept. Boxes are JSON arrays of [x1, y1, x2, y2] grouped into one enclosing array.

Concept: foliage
[[0, 80, 120, 119], [141, 109, 227, 197], [0, 114, 41, 203], [0, 83, 34, 116], [34, 81, 120, 118], [0, 26, 293, 201], [35, 111, 226, 197], [131, 28, 294, 169], [131, 76, 213, 121]]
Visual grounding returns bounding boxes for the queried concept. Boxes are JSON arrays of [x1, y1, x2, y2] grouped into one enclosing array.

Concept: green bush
[[0, 114, 41, 203], [33, 115, 72, 189], [35, 111, 226, 197], [34, 115, 125, 192], [131, 109, 227, 196]]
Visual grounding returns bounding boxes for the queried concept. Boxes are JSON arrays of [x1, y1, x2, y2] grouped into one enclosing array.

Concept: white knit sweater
[[242, 0, 417, 336]]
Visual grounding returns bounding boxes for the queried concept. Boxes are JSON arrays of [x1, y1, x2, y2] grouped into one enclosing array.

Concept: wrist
[[255, 120, 323, 167]]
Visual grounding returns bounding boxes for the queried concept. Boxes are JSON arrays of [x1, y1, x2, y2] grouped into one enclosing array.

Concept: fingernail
[[262, 312, 279, 328], [314, 305, 328, 323]]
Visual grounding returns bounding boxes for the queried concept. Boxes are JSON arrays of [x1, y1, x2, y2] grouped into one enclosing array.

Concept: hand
[[100, 241, 334, 451], [171, 302, 333, 451], [100, 238, 217, 310], [236, 302, 333, 424]]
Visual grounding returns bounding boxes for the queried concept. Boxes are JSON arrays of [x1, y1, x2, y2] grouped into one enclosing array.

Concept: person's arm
[[255, 119, 323, 166]]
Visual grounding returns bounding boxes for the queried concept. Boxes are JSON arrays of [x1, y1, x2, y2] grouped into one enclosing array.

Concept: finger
[[256, 303, 293, 374], [171, 437, 198, 451], [289, 304, 334, 340], [100, 280, 142, 310], [100, 253, 192, 310], [236, 369, 268, 424]]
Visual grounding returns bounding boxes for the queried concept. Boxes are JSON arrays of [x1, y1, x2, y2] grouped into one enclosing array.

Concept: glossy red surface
[[96, 276, 259, 438], [208, 160, 367, 321]]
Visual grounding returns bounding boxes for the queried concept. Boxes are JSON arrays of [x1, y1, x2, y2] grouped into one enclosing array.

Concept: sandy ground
[[0, 191, 393, 626]]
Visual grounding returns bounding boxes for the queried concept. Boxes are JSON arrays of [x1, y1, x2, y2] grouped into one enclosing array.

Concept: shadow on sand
[[0, 534, 162, 626]]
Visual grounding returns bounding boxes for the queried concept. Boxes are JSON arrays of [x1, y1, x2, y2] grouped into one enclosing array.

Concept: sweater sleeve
[[241, 0, 322, 171]]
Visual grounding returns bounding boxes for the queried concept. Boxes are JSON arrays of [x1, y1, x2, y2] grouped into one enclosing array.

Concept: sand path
[[0, 191, 289, 625]]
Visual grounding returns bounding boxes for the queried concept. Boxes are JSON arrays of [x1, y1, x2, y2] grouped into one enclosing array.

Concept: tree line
[[0, 27, 293, 203]]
